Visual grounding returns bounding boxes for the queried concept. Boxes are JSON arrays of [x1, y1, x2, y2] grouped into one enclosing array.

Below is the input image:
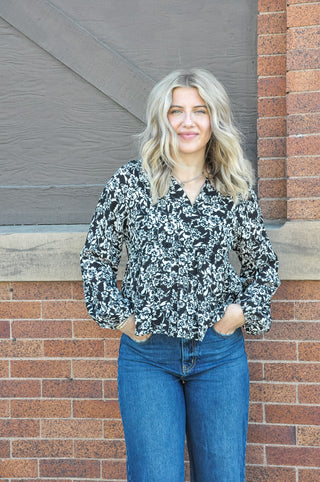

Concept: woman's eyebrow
[[169, 104, 207, 108]]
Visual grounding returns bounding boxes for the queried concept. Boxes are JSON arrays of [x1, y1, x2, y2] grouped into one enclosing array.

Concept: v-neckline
[[171, 176, 208, 207]]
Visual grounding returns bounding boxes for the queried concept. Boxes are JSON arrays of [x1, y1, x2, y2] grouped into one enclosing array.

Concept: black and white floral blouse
[[80, 159, 280, 341]]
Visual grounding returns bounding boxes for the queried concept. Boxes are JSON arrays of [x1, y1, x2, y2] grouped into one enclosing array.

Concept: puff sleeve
[[80, 168, 133, 329], [232, 189, 281, 335]]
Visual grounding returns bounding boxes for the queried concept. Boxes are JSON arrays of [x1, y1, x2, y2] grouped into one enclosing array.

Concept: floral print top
[[80, 159, 280, 341]]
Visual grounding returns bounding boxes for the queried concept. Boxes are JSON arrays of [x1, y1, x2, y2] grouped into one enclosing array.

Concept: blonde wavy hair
[[139, 68, 254, 204]]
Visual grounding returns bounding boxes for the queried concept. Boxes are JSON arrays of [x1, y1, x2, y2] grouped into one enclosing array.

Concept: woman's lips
[[179, 132, 198, 140]]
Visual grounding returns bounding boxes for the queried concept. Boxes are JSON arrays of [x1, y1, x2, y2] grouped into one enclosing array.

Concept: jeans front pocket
[[124, 333, 154, 345], [210, 326, 239, 339]]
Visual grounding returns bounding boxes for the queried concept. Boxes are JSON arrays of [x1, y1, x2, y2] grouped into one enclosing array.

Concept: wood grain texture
[[0, 0, 257, 225]]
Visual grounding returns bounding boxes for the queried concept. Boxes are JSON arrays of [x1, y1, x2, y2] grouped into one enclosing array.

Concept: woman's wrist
[[116, 314, 134, 331]]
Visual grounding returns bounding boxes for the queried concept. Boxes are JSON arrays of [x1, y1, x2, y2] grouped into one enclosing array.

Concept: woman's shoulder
[[110, 159, 144, 185]]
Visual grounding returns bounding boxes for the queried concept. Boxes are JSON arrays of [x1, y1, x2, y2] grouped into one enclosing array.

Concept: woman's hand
[[213, 303, 245, 335], [117, 314, 151, 342]]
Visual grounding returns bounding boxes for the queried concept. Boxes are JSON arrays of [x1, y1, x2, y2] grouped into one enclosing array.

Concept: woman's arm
[[227, 189, 281, 335], [80, 168, 133, 329]]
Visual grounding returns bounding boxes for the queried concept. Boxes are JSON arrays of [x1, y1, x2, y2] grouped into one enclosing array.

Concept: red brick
[[266, 404, 320, 425], [73, 319, 116, 338], [287, 70, 320, 94], [248, 362, 263, 381], [42, 379, 102, 399], [288, 136, 320, 157], [257, 55, 286, 76], [258, 34, 286, 55], [257, 117, 286, 138], [0, 400, 10, 417], [287, 92, 320, 115], [0, 419, 40, 437], [267, 446, 320, 467], [12, 319, 72, 339], [287, 155, 320, 176], [246, 466, 296, 481], [258, 178, 286, 197], [271, 302, 295, 320], [273, 280, 320, 300], [0, 380, 41, 398], [258, 0, 286, 12], [41, 419, 103, 439], [73, 400, 120, 419], [12, 439, 73, 458], [288, 199, 320, 220], [0, 440, 10, 457], [71, 281, 85, 299], [41, 300, 90, 319], [287, 0, 320, 3], [299, 469, 320, 482], [258, 97, 286, 117], [0, 460, 38, 478], [299, 384, 320, 404], [246, 341, 297, 360], [104, 338, 120, 358], [0, 282, 11, 300], [75, 440, 126, 459], [44, 339, 104, 358], [10, 478, 68, 482], [299, 342, 320, 361], [102, 460, 127, 481], [258, 158, 286, 178], [250, 382, 297, 403], [265, 362, 320, 382], [246, 444, 264, 465], [0, 301, 40, 319], [104, 379, 119, 399], [298, 426, 320, 446], [288, 178, 320, 198], [247, 424, 296, 445], [73, 359, 118, 379], [104, 420, 124, 438], [0, 320, 10, 338], [11, 281, 72, 300], [288, 115, 320, 136], [287, 4, 320, 28], [287, 26, 320, 50], [0, 339, 43, 358], [249, 403, 264, 423], [258, 13, 287, 34], [258, 76, 286, 97], [265, 321, 320, 341], [40, 459, 100, 478], [0, 360, 9, 378], [11, 360, 70, 378], [259, 199, 287, 219], [288, 48, 320, 71], [295, 302, 320, 320], [11, 399, 71, 418]]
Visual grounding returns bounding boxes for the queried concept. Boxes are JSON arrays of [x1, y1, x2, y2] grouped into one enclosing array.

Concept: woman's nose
[[183, 113, 194, 127]]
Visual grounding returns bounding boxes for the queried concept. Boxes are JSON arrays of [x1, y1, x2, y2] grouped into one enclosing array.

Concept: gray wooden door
[[0, 0, 257, 225]]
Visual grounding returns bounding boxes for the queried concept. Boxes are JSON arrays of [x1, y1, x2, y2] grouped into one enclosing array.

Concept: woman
[[81, 69, 280, 481]]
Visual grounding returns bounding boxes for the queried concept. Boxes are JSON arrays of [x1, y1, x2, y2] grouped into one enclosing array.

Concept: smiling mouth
[[179, 133, 198, 139]]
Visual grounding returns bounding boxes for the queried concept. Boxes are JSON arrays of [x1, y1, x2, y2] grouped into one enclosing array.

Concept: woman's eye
[[195, 109, 207, 114], [169, 109, 182, 114]]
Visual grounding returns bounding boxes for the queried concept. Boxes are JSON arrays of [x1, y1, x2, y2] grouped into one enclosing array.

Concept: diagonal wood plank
[[0, 0, 155, 121]]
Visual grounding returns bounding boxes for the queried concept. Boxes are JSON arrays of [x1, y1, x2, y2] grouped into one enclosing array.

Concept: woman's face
[[167, 87, 212, 162]]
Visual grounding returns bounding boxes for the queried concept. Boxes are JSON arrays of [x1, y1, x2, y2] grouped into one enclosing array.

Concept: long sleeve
[[232, 189, 281, 335], [80, 169, 133, 329]]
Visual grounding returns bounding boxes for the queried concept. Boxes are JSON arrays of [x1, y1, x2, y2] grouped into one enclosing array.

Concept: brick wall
[[1, 280, 319, 481], [258, 0, 320, 221]]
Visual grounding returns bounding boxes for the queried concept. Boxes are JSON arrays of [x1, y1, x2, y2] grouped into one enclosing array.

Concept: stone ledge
[[0, 221, 319, 281]]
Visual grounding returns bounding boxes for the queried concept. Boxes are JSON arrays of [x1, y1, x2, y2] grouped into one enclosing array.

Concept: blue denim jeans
[[117, 327, 249, 482]]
